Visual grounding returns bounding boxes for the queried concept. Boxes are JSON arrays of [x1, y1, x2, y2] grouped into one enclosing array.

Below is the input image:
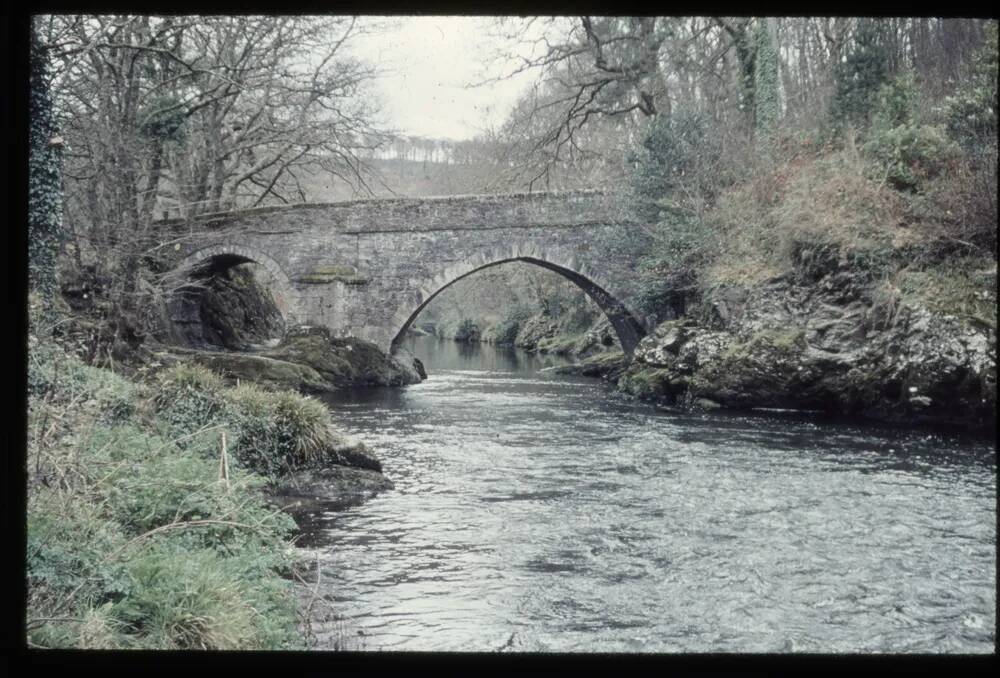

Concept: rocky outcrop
[[179, 325, 424, 394], [168, 264, 284, 350], [617, 271, 996, 430], [487, 312, 621, 358], [273, 434, 394, 511], [269, 326, 423, 387], [513, 315, 559, 351]]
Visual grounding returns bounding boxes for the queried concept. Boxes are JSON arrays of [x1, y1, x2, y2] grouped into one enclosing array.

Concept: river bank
[[26, 292, 403, 649], [547, 248, 996, 433]]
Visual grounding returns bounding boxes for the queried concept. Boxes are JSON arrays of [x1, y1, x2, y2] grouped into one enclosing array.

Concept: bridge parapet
[[154, 189, 635, 235]]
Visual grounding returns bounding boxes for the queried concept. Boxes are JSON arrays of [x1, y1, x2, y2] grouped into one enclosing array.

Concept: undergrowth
[[25, 298, 348, 649]]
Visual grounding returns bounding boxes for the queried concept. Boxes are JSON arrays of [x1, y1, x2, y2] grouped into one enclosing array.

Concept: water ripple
[[295, 337, 996, 653]]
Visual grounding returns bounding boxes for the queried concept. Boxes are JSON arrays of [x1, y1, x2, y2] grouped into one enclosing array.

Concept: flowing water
[[292, 336, 996, 653]]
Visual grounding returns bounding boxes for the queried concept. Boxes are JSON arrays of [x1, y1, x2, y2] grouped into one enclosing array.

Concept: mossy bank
[[26, 297, 396, 649]]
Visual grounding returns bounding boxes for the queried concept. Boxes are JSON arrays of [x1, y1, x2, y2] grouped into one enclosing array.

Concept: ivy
[[753, 20, 780, 157], [28, 22, 64, 314]]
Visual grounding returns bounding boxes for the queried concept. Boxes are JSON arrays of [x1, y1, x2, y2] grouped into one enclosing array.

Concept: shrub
[[153, 363, 227, 444], [490, 319, 521, 345], [452, 318, 481, 343], [863, 123, 960, 191], [872, 72, 919, 131], [224, 383, 334, 475]]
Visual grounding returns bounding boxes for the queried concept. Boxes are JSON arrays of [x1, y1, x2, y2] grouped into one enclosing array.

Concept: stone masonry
[[159, 190, 649, 355]]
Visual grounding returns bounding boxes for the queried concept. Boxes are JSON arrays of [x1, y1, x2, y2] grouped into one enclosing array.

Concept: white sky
[[347, 16, 538, 141]]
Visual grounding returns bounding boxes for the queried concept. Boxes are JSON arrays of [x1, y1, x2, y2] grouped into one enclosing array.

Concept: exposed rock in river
[[616, 272, 996, 431], [273, 434, 394, 511], [174, 325, 424, 394]]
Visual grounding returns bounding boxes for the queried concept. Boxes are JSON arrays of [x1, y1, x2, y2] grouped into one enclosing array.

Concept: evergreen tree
[[829, 20, 890, 134], [945, 21, 998, 147], [630, 111, 705, 224]]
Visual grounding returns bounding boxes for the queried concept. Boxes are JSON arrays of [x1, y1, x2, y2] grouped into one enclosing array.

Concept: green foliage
[[624, 108, 721, 319], [27, 342, 305, 650], [863, 123, 960, 191], [27, 488, 132, 611], [138, 96, 187, 143], [944, 22, 998, 147], [453, 318, 482, 343], [28, 22, 64, 304], [223, 383, 334, 476], [153, 364, 227, 444], [872, 72, 919, 131], [864, 71, 960, 191], [630, 110, 707, 223], [830, 20, 890, 133]]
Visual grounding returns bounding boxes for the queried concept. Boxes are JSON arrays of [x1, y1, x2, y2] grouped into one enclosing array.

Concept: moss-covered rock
[[615, 266, 996, 430], [514, 315, 559, 350], [188, 351, 332, 393], [267, 326, 423, 388], [168, 325, 424, 394]]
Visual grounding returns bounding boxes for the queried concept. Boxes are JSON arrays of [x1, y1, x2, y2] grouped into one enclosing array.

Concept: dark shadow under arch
[[170, 245, 299, 323], [166, 247, 300, 349], [389, 256, 645, 356]]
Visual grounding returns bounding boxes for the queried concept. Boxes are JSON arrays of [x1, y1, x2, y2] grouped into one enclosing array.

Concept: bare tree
[[38, 14, 386, 356]]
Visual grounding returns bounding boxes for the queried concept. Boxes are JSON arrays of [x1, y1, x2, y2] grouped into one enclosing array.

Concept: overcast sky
[[347, 16, 538, 141]]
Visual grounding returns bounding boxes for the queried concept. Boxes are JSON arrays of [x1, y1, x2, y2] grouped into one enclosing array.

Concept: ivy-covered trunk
[[754, 19, 780, 157], [28, 22, 63, 312]]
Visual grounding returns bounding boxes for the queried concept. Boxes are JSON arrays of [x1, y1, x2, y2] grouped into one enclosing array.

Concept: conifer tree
[[830, 20, 890, 134]]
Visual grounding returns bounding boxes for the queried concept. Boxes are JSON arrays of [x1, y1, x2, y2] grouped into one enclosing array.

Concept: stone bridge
[[159, 190, 649, 355]]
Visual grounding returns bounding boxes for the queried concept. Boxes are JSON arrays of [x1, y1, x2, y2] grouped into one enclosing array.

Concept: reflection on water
[[295, 336, 996, 653]]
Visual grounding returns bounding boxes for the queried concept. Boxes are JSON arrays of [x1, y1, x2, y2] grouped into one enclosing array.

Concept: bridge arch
[[387, 246, 646, 355], [169, 244, 302, 325]]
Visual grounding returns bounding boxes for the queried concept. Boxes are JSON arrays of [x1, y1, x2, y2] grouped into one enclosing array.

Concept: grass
[[695, 139, 996, 337], [704, 149, 909, 288], [891, 256, 997, 328], [26, 298, 355, 649]]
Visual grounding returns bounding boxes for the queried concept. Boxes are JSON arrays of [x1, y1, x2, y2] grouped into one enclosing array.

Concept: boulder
[[266, 325, 424, 388]]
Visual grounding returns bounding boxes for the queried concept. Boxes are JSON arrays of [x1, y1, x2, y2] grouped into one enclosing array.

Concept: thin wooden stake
[[219, 430, 230, 489]]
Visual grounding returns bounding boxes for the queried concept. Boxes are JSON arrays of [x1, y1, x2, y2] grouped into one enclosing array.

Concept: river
[[291, 335, 996, 653]]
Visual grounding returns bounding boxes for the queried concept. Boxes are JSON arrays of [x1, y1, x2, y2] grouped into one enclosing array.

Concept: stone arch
[[387, 245, 646, 355], [170, 244, 301, 325]]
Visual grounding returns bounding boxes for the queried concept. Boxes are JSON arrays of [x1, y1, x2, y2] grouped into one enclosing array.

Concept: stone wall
[[157, 190, 648, 354]]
